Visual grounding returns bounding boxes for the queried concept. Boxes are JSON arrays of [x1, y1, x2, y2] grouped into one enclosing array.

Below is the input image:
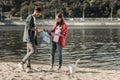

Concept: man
[[18, 6, 43, 72]]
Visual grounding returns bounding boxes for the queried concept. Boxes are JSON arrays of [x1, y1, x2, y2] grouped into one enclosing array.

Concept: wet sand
[[0, 62, 120, 80]]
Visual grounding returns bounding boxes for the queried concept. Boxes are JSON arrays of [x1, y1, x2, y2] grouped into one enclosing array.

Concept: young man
[[18, 6, 43, 72]]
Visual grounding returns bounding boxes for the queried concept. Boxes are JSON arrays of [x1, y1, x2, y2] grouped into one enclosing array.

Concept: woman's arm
[[60, 25, 68, 37], [56, 24, 68, 37]]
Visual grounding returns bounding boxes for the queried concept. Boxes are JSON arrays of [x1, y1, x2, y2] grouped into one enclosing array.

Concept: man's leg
[[26, 57, 31, 68], [26, 43, 31, 68], [18, 42, 35, 71], [22, 42, 35, 63]]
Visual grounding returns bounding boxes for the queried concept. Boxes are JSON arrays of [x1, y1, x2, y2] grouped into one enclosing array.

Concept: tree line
[[8, 0, 120, 19]]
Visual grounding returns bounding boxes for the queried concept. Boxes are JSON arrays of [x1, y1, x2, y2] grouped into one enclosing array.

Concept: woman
[[49, 12, 68, 71]]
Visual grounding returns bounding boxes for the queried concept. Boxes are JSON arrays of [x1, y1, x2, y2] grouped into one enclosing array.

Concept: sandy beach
[[0, 62, 120, 80]]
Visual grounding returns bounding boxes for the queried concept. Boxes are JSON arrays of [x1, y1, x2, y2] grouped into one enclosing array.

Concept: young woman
[[49, 12, 68, 71]]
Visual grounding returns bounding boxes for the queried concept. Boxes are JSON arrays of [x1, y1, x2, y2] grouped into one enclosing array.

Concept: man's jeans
[[50, 42, 63, 67], [22, 42, 36, 68]]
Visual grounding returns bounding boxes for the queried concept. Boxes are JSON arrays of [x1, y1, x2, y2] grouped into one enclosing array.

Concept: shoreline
[[0, 62, 120, 80], [0, 20, 120, 26]]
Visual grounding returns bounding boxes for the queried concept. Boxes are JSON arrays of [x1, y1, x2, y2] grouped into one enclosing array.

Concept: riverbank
[[0, 20, 120, 26], [0, 62, 120, 80]]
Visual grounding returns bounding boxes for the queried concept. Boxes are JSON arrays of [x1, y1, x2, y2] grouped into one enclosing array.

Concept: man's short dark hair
[[35, 6, 41, 12]]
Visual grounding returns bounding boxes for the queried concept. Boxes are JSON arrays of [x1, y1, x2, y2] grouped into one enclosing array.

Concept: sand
[[0, 62, 120, 80]]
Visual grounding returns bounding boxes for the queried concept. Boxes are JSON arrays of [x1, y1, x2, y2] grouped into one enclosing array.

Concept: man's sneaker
[[26, 67, 32, 73], [17, 63, 24, 71]]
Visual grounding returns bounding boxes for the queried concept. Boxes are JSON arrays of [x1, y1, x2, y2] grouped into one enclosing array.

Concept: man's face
[[35, 10, 41, 17]]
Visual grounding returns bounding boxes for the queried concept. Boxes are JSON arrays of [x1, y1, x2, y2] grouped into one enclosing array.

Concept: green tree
[[5, 0, 120, 18]]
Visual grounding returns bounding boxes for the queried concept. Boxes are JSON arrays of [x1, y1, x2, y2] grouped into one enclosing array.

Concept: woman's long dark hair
[[56, 13, 65, 27]]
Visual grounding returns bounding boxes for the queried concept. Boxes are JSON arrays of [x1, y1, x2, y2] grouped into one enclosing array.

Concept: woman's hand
[[51, 32, 60, 36]]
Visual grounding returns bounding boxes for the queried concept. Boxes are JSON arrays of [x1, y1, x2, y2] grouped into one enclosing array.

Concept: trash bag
[[39, 31, 51, 45]]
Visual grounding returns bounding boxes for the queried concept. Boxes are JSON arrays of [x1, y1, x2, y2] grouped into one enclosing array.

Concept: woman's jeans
[[50, 42, 63, 67], [22, 42, 36, 68]]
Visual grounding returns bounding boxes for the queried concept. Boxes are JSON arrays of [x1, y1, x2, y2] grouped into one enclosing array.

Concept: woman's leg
[[57, 44, 63, 69], [50, 42, 57, 69]]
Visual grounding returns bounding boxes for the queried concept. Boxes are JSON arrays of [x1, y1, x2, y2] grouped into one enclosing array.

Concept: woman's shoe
[[56, 68, 62, 73], [49, 67, 54, 72]]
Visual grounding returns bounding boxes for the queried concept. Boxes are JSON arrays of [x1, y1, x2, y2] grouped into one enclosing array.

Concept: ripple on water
[[1, 27, 120, 70]]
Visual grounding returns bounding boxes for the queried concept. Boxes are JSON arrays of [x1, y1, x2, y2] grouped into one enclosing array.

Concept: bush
[[20, 5, 28, 19], [117, 9, 120, 17], [14, 12, 20, 17], [10, 8, 17, 16]]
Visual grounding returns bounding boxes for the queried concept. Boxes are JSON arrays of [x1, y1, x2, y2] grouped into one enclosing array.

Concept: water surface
[[0, 25, 120, 70]]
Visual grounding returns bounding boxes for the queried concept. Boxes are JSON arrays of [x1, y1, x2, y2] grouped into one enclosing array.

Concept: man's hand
[[31, 28, 43, 32], [31, 28, 36, 31], [37, 29, 43, 32]]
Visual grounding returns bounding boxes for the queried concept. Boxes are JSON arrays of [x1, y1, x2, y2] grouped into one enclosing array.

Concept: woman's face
[[56, 16, 61, 23]]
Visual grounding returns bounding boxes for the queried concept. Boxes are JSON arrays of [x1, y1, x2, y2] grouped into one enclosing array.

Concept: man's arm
[[31, 28, 43, 32], [28, 16, 43, 32]]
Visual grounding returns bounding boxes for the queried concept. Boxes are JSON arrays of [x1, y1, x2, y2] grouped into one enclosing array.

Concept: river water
[[0, 25, 120, 70]]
